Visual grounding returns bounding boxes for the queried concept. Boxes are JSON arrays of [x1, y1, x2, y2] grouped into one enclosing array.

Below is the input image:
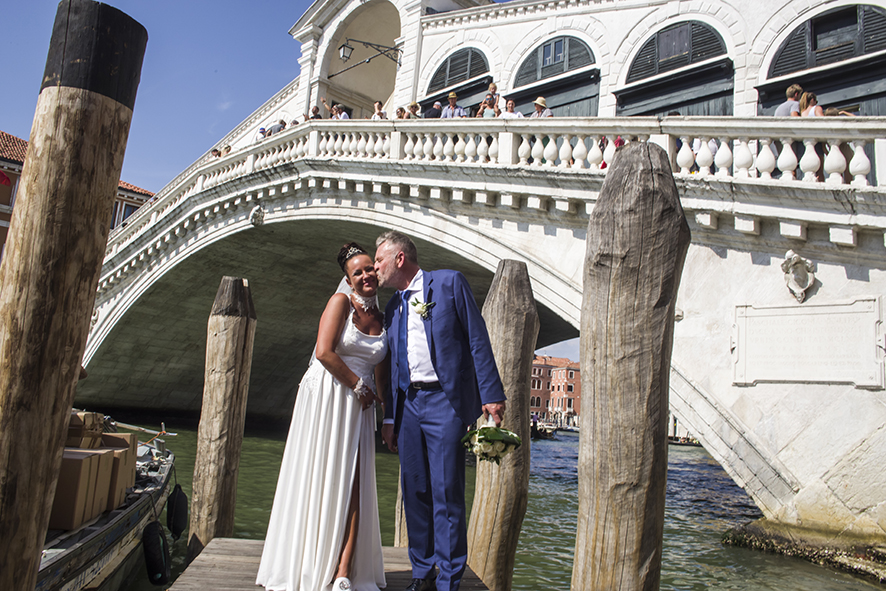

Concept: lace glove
[[354, 377, 376, 409]]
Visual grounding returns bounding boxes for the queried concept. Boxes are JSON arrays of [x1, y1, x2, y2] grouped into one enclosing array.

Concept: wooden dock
[[170, 538, 489, 590]]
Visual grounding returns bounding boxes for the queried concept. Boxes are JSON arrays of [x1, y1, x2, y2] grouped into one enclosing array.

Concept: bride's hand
[[355, 380, 376, 410]]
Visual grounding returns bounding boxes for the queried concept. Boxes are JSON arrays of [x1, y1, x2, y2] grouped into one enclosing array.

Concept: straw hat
[[533, 97, 547, 108], [409, 101, 419, 108], [448, 92, 458, 99]]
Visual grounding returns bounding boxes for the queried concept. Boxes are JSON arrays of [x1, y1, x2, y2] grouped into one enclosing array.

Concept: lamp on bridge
[[329, 38, 402, 78]]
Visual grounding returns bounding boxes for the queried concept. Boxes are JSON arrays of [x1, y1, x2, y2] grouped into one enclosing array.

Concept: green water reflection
[[119, 417, 880, 591]]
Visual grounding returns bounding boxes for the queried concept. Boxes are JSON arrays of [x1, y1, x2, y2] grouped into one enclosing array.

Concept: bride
[[257, 242, 388, 591]]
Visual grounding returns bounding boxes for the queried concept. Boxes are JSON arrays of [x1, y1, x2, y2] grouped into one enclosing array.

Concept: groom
[[375, 230, 506, 591]]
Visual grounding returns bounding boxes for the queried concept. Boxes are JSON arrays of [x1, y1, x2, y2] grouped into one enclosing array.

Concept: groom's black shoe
[[405, 578, 436, 591]]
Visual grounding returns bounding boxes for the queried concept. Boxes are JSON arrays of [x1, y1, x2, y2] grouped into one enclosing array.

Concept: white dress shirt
[[400, 270, 439, 383]]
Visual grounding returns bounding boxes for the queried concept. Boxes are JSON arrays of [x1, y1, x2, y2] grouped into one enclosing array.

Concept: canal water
[[120, 417, 881, 590]]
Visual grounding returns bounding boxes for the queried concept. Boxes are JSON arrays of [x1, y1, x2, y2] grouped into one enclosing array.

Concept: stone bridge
[[81, 116, 886, 542]]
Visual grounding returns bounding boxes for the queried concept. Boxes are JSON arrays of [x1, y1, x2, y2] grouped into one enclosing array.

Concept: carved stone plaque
[[733, 298, 884, 389]]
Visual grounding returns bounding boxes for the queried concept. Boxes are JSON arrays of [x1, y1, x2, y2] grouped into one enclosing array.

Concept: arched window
[[514, 36, 595, 88], [427, 48, 489, 94], [769, 5, 886, 78], [626, 21, 727, 84]]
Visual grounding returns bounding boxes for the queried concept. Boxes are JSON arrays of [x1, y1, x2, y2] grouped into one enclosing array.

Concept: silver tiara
[[345, 245, 365, 260]]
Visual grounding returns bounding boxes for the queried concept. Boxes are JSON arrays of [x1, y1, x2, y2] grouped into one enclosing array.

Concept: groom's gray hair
[[376, 230, 418, 264]]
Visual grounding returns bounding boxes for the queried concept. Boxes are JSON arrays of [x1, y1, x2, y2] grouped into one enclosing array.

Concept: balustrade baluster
[[676, 136, 694, 175], [696, 137, 714, 176], [383, 134, 391, 159], [714, 137, 733, 178], [465, 133, 478, 163], [824, 140, 847, 185], [572, 136, 587, 169], [559, 134, 573, 168], [531, 134, 545, 166], [374, 133, 385, 158], [455, 133, 467, 163], [432, 134, 444, 161], [518, 134, 532, 165], [488, 134, 499, 164], [404, 133, 415, 161], [734, 138, 753, 178], [357, 133, 368, 158], [544, 135, 558, 167], [588, 136, 603, 170], [331, 133, 342, 157], [415, 133, 426, 160], [477, 134, 489, 164], [442, 133, 454, 161], [349, 133, 359, 157], [799, 139, 820, 182], [849, 140, 871, 187], [756, 138, 777, 179], [602, 136, 617, 171], [776, 137, 798, 181], [319, 132, 329, 156], [423, 133, 434, 161]]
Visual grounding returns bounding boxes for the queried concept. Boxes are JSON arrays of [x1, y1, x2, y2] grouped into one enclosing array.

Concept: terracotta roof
[[0, 131, 28, 163], [0, 130, 154, 197], [533, 355, 578, 368]]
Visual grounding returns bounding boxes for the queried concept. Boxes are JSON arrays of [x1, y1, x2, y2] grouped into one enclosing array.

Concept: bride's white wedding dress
[[256, 303, 387, 591]]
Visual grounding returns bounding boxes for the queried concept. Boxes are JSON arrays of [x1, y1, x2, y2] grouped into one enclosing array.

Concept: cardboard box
[[49, 450, 98, 530], [101, 433, 137, 488], [103, 448, 131, 511], [67, 412, 103, 448], [88, 449, 114, 520]]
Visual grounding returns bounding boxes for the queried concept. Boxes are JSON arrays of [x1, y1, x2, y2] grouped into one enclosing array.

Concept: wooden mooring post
[[572, 141, 690, 590], [469, 260, 539, 591], [0, 2, 146, 589], [187, 277, 257, 563]]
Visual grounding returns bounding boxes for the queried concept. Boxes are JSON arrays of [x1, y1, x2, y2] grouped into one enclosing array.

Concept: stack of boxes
[[48, 411, 139, 531]]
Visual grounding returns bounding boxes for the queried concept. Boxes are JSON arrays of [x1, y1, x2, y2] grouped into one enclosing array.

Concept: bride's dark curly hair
[[337, 242, 368, 272]]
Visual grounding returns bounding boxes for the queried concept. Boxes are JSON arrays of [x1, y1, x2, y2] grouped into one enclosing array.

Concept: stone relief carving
[[90, 308, 99, 331], [781, 250, 815, 303], [250, 205, 265, 226]]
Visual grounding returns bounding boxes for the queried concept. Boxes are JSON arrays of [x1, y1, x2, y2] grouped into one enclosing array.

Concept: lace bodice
[[335, 307, 387, 378]]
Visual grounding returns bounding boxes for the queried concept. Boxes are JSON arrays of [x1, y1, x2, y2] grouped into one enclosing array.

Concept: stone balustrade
[[106, 116, 886, 260]]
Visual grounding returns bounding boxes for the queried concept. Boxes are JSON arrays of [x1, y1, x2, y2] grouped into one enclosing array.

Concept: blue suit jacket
[[383, 269, 505, 430]]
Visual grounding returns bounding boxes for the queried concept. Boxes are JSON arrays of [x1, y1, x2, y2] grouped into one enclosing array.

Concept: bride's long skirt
[[256, 363, 386, 591]]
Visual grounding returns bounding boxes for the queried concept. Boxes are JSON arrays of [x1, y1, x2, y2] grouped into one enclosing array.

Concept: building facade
[[0, 131, 154, 260], [531, 355, 581, 426]]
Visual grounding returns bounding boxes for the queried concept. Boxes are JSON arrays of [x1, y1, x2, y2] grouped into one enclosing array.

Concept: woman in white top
[[800, 92, 823, 117], [498, 99, 525, 119]]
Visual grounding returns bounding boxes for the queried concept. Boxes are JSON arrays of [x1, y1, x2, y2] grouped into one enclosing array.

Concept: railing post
[[388, 131, 406, 160], [307, 129, 320, 157], [497, 131, 519, 165], [246, 153, 255, 174]]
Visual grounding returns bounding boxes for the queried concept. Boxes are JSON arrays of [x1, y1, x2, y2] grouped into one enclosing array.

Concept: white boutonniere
[[411, 298, 436, 320]]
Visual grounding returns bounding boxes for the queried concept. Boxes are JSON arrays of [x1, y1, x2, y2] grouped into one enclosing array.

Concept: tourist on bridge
[[408, 101, 421, 119], [800, 91, 823, 117], [266, 120, 286, 136], [476, 93, 500, 118], [441, 92, 467, 118], [774, 83, 803, 116], [424, 101, 443, 119], [257, 242, 387, 591], [499, 99, 524, 119], [530, 96, 553, 118], [376, 230, 506, 591], [372, 100, 388, 120], [396, 106, 408, 119]]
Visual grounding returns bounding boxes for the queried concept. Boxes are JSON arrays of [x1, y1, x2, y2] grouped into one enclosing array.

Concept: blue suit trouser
[[399, 386, 468, 591]]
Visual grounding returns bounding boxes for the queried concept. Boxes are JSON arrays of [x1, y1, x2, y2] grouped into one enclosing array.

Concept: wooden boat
[[531, 422, 557, 440], [36, 426, 175, 591]]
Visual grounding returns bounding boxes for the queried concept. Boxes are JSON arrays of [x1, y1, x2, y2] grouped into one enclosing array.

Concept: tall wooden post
[[0, 3, 146, 589], [469, 260, 539, 590], [187, 277, 257, 562], [572, 141, 690, 590]]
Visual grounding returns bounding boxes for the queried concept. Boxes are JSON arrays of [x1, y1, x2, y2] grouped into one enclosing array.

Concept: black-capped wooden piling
[[0, 2, 146, 588], [469, 260, 539, 591], [572, 141, 690, 590], [187, 277, 257, 563]]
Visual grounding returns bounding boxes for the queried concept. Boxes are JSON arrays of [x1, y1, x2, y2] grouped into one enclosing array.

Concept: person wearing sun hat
[[441, 91, 467, 118], [530, 96, 553, 118]]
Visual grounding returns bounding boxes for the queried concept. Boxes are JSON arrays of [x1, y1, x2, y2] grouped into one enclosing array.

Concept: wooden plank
[[170, 540, 489, 590]]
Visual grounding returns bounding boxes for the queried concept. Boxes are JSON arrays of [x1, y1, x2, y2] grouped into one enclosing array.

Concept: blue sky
[[3, 0, 311, 193]]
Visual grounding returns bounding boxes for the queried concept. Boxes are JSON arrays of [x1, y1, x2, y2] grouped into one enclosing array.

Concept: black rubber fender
[[143, 520, 171, 585], [166, 484, 188, 541]]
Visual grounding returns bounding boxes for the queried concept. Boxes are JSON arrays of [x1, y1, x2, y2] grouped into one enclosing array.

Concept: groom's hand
[[482, 402, 506, 426], [382, 423, 398, 452]]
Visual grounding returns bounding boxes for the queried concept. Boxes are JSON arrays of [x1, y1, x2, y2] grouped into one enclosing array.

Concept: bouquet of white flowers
[[461, 416, 522, 465]]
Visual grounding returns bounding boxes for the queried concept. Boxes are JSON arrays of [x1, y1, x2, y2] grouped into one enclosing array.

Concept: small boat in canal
[[36, 418, 178, 591], [531, 422, 557, 440]]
